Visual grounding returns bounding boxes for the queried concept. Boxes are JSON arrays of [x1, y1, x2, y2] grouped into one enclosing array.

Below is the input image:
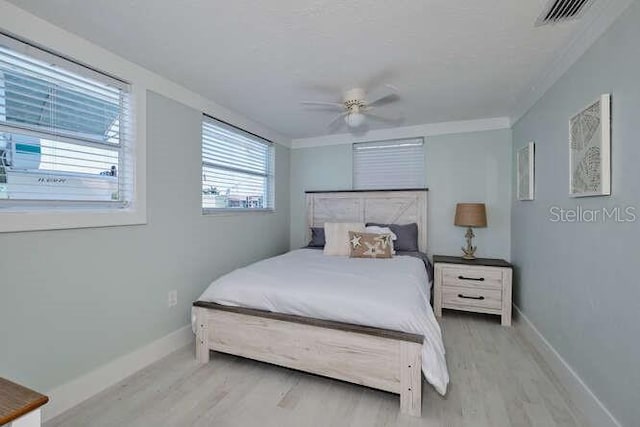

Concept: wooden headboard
[[305, 189, 428, 252]]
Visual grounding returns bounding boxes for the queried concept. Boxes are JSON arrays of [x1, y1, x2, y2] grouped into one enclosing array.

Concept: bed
[[192, 190, 448, 416]]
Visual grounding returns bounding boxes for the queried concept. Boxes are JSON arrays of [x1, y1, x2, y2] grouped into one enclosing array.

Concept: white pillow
[[365, 225, 397, 254], [323, 222, 365, 256]]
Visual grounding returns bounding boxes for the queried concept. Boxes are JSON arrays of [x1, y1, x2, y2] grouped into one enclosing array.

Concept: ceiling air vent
[[536, 0, 595, 25]]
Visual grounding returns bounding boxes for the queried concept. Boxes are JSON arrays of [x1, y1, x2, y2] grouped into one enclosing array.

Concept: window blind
[[0, 33, 131, 207], [353, 138, 425, 190], [202, 116, 274, 211]]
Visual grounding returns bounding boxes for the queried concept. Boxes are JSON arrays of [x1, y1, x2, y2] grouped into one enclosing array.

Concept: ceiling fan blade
[[328, 111, 348, 130], [301, 101, 344, 109], [384, 83, 399, 92], [367, 84, 400, 107], [368, 93, 400, 107]]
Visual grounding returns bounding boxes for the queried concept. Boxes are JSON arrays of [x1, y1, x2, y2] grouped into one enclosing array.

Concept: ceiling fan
[[301, 84, 401, 130]]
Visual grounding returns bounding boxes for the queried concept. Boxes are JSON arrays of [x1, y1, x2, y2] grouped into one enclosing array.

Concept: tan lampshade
[[454, 203, 487, 228]]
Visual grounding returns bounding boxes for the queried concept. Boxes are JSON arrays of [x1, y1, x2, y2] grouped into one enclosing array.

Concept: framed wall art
[[569, 94, 611, 197], [517, 142, 535, 201]]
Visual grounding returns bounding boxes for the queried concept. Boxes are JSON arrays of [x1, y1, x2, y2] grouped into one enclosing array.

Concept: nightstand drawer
[[442, 286, 502, 311], [441, 267, 503, 290]]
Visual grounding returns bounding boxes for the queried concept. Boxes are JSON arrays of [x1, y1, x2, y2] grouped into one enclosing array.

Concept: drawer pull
[[458, 275, 485, 281], [458, 294, 485, 300]]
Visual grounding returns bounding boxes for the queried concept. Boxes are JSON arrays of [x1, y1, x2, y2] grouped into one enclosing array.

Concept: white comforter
[[195, 249, 449, 395]]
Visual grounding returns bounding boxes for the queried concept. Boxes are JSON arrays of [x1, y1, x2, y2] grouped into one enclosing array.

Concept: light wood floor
[[46, 312, 588, 427]]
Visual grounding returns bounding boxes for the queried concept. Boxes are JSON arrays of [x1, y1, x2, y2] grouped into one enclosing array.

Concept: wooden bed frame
[[193, 189, 429, 416]]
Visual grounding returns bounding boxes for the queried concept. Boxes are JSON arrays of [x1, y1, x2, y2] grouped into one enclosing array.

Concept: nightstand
[[433, 255, 513, 326]]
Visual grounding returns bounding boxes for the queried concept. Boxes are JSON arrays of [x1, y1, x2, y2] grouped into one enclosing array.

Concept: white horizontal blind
[[202, 116, 274, 211], [0, 33, 131, 207], [353, 138, 425, 190]]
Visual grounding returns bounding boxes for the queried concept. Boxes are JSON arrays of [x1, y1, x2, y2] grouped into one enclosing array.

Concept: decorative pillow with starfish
[[348, 231, 394, 259]]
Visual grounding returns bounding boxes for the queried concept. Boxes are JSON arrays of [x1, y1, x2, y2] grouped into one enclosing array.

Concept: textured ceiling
[[8, 0, 588, 138]]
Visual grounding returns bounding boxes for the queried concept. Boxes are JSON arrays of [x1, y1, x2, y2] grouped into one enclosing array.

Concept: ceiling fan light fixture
[[345, 112, 365, 128], [301, 84, 400, 132]]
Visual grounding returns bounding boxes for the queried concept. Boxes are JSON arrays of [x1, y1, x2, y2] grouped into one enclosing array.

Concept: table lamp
[[454, 203, 487, 260]]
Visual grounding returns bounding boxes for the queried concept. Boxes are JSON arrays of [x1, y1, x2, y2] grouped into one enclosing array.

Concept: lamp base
[[461, 227, 477, 260]]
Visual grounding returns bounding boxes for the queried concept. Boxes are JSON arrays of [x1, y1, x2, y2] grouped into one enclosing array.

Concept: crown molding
[[510, 0, 634, 126], [291, 117, 511, 149]]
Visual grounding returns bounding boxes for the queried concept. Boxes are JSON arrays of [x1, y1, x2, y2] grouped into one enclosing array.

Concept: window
[[202, 115, 274, 212], [353, 138, 425, 190], [0, 33, 131, 209]]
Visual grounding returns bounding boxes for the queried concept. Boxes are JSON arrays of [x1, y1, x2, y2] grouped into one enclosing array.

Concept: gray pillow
[[308, 227, 326, 247], [366, 222, 419, 252]]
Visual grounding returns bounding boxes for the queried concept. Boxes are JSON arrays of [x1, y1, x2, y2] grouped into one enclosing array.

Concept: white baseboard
[[513, 305, 621, 427], [43, 325, 194, 422]]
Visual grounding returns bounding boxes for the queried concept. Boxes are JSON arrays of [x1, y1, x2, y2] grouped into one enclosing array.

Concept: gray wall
[[290, 129, 512, 260], [0, 92, 291, 392], [511, 2, 640, 425]]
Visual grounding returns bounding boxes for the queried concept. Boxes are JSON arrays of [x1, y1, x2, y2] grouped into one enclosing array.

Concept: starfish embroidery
[[374, 234, 391, 248], [363, 242, 383, 257]]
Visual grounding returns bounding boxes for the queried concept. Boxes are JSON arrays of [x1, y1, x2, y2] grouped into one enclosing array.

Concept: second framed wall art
[[517, 142, 535, 201]]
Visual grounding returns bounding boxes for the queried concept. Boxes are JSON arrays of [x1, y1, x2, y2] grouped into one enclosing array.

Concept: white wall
[[290, 128, 512, 260], [0, 92, 291, 396], [511, 2, 640, 425], [0, 1, 292, 403]]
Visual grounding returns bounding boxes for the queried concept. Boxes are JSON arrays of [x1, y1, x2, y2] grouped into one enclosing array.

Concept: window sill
[[202, 208, 275, 216]]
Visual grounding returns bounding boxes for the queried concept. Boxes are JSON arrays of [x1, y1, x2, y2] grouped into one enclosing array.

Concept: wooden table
[[0, 378, 48, 427]]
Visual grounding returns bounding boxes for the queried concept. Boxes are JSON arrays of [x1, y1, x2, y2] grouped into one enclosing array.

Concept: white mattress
[[194, 249, 449, 395]]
